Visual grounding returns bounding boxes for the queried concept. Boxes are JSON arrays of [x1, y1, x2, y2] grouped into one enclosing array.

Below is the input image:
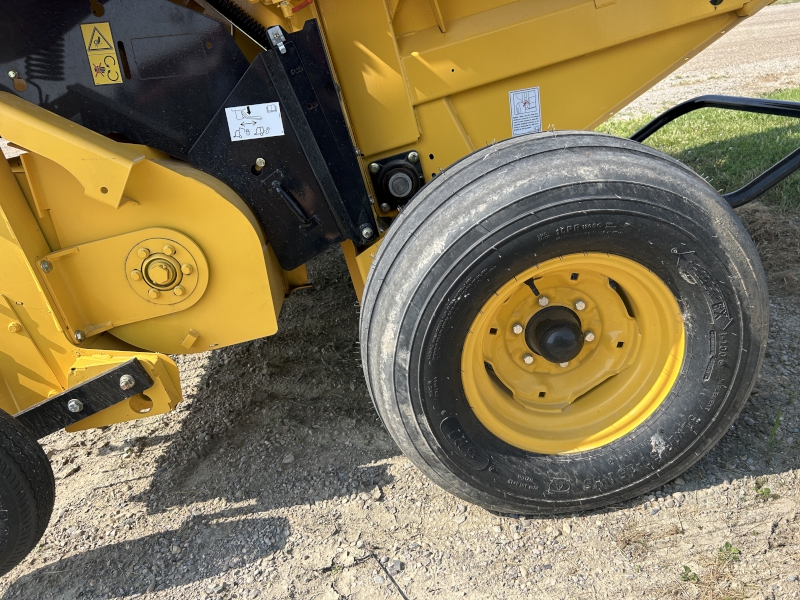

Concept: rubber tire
[[360, 132, 768, 515], [0, 409, 55, 576]]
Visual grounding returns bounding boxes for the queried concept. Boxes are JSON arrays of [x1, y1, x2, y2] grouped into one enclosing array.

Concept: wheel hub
[[524, 306, 584, 363]]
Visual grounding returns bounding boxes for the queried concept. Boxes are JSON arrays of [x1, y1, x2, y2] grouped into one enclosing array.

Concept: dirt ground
[[3, 5, 800, 600]]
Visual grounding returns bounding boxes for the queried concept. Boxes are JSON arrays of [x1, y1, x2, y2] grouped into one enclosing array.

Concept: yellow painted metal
[[461, 254, 685, 454], [341, 238, 383, 304]]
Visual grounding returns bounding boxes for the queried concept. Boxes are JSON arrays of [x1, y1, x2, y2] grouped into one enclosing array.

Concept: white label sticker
[[224, 102, 285, 141], [509, 87, 542, 137]]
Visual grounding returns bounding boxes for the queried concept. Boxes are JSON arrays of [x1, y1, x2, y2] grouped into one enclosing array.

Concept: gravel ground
[[3, 6, 800, 600]]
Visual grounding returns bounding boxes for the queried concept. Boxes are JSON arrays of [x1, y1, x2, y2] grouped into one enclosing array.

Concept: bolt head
[[584, 331, 595, 342], [8, 70, 18, 79], [181, 263, 194, 275], [119, 374, 136, 391], [575, 299, 586, 311], [369, 163, 380, 174], [538, 296, 549, 307], [130, 269, 142, 281], [559, 362, 569, 368], [361, 226, 374, 240], [523, 354, 534, 365], [137, 248, 150, 259], [512, 323, 523, 335], [173, 285, 186, 297], [163, 245, 176, 256], [255, 157, 266, 168], [7, 321, 21, 333], [74, 330, 86, 343], [407, 151, 419, 163], [67, 399, 84, 413], [40, 260, 53, 274], [379, 203, 391, 212], [148, 288, 160, 299]]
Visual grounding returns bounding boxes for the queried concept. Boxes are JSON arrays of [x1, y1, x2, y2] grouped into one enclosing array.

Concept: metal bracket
[[631, 95, 800, 208], [14, 358, 154, 439], [268, 26, 287, 54]]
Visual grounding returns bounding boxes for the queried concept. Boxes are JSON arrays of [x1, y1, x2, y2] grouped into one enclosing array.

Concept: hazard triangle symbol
[[86, 26, 113, 52]]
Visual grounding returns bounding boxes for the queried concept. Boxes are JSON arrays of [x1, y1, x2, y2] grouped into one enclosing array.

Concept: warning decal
[[224, 103, 285, 142], [509, 86, 542, 137], [80, 23, 123, 86]]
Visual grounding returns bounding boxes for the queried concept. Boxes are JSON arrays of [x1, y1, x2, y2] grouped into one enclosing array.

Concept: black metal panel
[[631, 95, 800, 208], [14, 359, 154, 440]]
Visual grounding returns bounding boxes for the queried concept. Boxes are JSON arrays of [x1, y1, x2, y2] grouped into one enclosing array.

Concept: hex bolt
[[39, 260, 53, 274], [67, 399, 84, 413], [369, 163, 380, 174], [7, 322, 22, 333], [512, 323, 523, 335], [137, 247, 150, 259], [523, 354, 534, 365], [361, 226, 374, 239], [255, 157, 266, 168], [575, 299, 586, 311], [8, 70, 18, 79], [559, 362, 569, 368], [119, 374, 136, 391], [584, 331, 595, 342], [538, 296, 549, 307], [173, 285, 186, 297], [181, 264, 194, 275], [379, 203, 391, 212], [74, 330, 86, 343], [407, 151, 419, 163], [148, 288, 160, 299], [163, 245, 176, 256], [130, 269, 142, 281]]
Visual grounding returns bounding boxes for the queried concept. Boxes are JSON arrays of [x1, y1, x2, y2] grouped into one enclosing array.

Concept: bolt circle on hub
[[125, 237, 201, 305]]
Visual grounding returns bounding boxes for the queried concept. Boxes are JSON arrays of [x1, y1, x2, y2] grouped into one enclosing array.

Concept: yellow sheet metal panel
[[314, 0, 420, 156]]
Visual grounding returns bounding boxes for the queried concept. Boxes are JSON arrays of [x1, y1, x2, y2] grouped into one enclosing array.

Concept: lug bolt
[[512, 323, 523, 335], [181, 263, 194, 275], [575, 299, 586, 311], [74, 330, 86, 343], [407, 151, 419, 163], [361, 226, 374, 239], [255, 157, 266, 168], [67, 399, 84, 413], [173, 285, 186, 297], [130, 269, 142, 281], [119, 374, 135, 391], [584, 331, 595, 342], [148, 288, 160, 299], [559, 362, 569, 368], [163, 245, 176, 256], [40, 260, 53, 273], [137, 248, 150, 259], [522, 354, 534, 365], [538, 296, 549, 307], [369, 163, 380, 174], [8, 322, 21, 333], [8, 70, 18, 79], [379, 202, 391, 212]]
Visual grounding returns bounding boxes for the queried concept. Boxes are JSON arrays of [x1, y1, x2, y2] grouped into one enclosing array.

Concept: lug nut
[[369, 162, 380, 174], [559, 362, 569, 368], [7, 322, 21, 333], [67, 399, 84, 413], [130, 269, 142, 281], [8, 70, 18, 79], [512, 323, 523, 335], [119, 374, 135, 391], [407, 151, 419, 163], [163, 245, 176, 256], [148, 288, 160, 299], [361, 226, 374, 239], [538, 296, 549, 307], [74, 330, 86, 342], [181, 263, 194, 275], [575, 299, 586, 311], [173, 285, 186, 297], [584, 331, 595, 342], [523, 354, 534, 365], [379, 203, 391, 212], [40, 260, 53, 273], [137, 248, 150, 259]]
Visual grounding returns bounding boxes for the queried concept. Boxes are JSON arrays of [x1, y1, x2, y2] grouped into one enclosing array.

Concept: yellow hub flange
[[461, 253, 685, 454]]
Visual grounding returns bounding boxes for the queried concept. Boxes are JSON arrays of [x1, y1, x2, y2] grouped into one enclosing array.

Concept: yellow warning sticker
[[80, 23, 123, 86]]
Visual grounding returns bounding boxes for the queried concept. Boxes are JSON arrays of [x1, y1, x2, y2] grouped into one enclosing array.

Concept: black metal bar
[[14, 359, 154, 439], [630, 95, 800, 208]]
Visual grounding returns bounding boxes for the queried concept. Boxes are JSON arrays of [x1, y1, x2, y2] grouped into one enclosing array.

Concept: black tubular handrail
[[630, 95, 800, 208]]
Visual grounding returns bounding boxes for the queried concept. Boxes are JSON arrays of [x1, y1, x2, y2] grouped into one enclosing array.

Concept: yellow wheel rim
[[461, 253, 685, 454]]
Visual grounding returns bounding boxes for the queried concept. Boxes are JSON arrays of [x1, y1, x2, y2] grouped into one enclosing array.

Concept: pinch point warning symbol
[[85, 26, 113, 52]]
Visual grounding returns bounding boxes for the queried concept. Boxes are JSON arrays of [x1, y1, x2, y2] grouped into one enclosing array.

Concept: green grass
[[597, 87, 800, 208]]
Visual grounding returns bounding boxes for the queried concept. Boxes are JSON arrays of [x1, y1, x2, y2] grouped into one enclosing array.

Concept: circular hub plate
[[461, 253, 685, 454], [125, 238, 201, 305]]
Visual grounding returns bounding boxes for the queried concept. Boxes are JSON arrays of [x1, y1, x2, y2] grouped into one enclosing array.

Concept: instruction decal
[[509, 86, 542, 136], [224, 103, 285, 142], [80, 23, 123, 86]]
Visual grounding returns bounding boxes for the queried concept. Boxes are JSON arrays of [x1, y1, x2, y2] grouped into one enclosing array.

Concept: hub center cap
[[525, 306, 584, 363]]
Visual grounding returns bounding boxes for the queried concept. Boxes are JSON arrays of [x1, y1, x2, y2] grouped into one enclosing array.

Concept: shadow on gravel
[[2, 515, 289, 600]]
